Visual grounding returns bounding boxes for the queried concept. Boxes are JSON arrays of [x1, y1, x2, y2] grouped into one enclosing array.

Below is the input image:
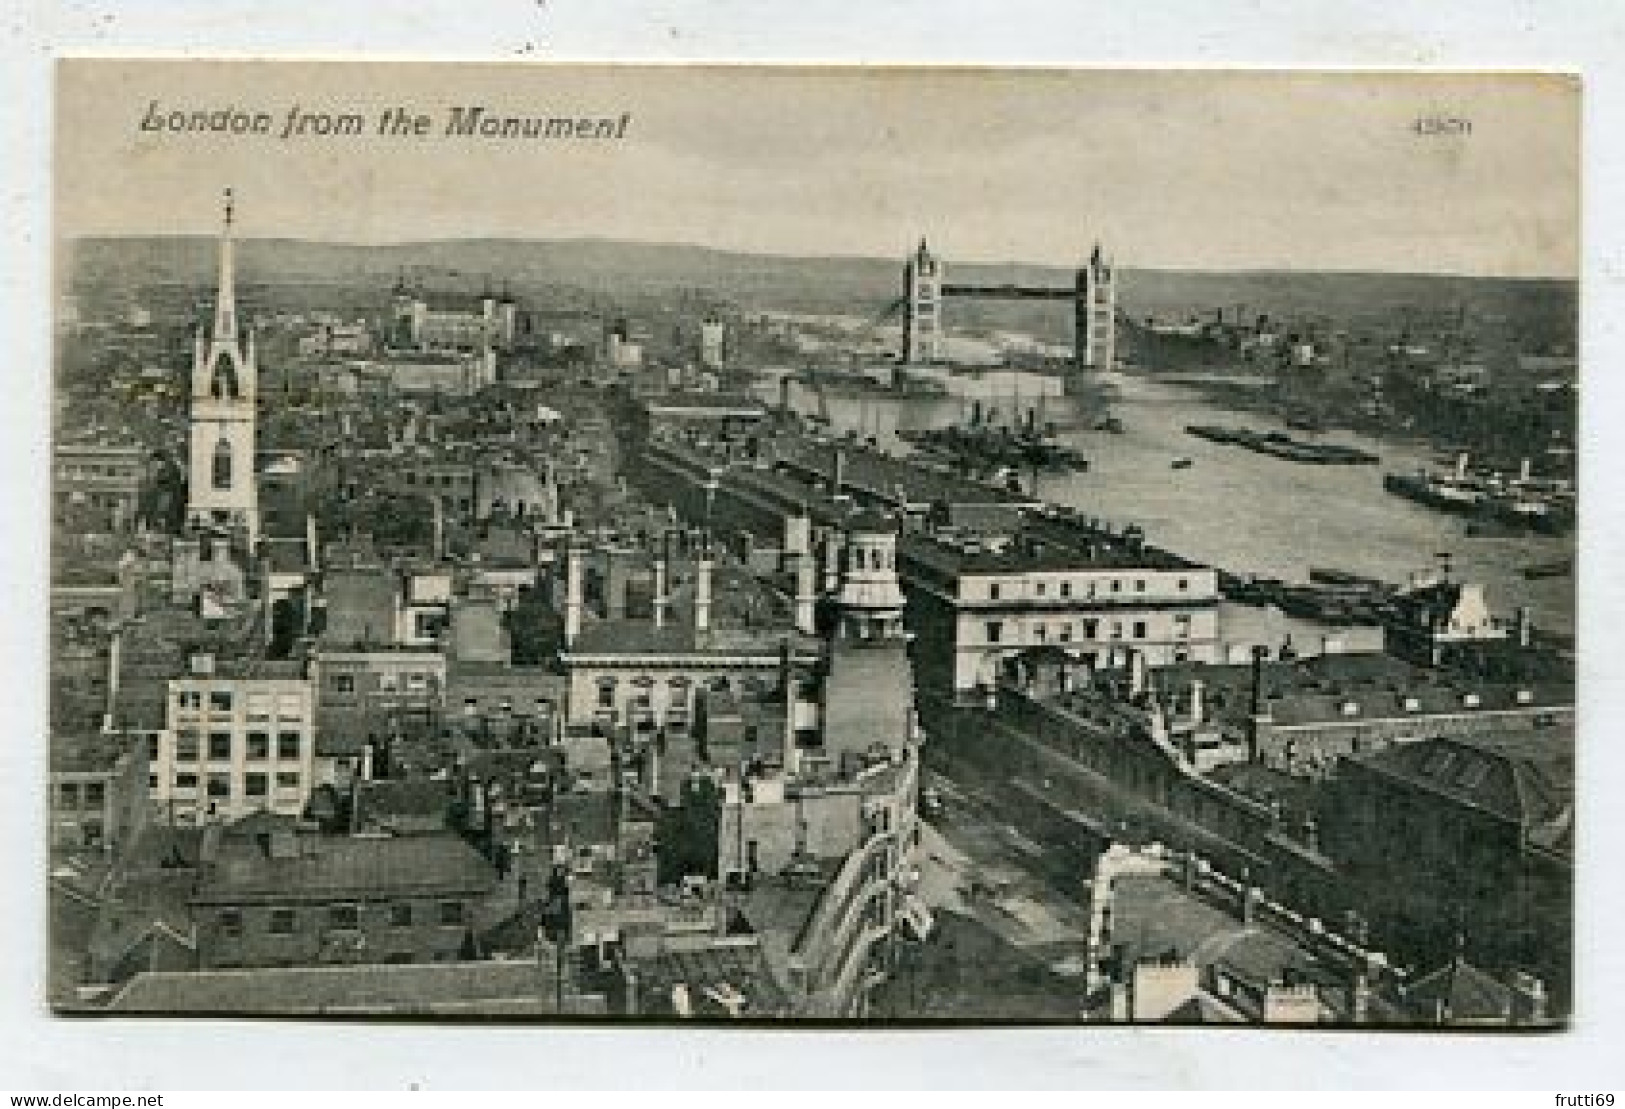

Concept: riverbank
[[757, 366, 1574, 637]]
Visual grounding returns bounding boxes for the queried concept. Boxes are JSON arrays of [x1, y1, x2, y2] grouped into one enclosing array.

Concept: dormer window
[[1339, 700, 1360, 717], [1515, 689, 1534, 705], [1462, 692, 1482, 709], [1402, 696, 1421, 712]]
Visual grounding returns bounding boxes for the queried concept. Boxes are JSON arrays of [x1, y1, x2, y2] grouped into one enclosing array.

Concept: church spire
[[213, 187, 237, 343]]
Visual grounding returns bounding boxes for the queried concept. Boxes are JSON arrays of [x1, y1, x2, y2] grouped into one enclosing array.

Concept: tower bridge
[[899, 238, 1116, 372]]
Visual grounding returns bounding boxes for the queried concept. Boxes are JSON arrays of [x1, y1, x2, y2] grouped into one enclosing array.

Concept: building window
[[209, 690, 233, 713], [277, 732, 302, 760], [275, 770, 301, 791], [208, 732, 233, 761], [247, 732, 270, 760], [175, 730, 200, 761], [148, 735, 161, 761], [596, 682, 616, 710], [174, 772, 198, 791], [177, 691, 203, 711], [1111, 580, 1122, 593], [211, 438, 233, 490], [1132, 621, 1148, 639], [57, 783, 79, 808], [268, 908, 296, 935], [1033, 624, 1048, 643], [332, 674, 356, 694], [438, 900, 466, 926], [988, 582, 1002, 601], [218, 908, 243, 937], [1135, 579, 1146, 593], [245, 772, 268, 798], [1177, 578, 1189, 592], [1058, 623, 1073, 642], [1110, 621, 1123, 640], [84, 782, 105, 807], [985, 621, 1003, 644], [206, 772, 231, 798], [329, 904, 360, 931], [1035, 581, 1046, 597], [1083, 619, 1100, 640], [1174, 615, 1192, 639], [1060, 581, 1073, 598], [391, 903, 414, 928]]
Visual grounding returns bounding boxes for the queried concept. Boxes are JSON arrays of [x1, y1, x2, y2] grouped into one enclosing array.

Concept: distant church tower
[[900, 238, 943, 364], [186, 189, 258, 546], [1075, 242, 1116, 371]]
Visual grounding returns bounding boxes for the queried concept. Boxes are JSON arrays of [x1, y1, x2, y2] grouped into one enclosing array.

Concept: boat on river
[[1185, 424, 1379, 465]]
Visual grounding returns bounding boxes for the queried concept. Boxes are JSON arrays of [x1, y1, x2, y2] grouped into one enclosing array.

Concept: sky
[[55, 61, 1579, 277]]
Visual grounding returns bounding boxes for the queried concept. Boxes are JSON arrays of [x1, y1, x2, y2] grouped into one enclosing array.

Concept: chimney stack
[[1128, 649, 1147, 699], [695, 542, 713, 633], [783, 508, 811, 561], [563, 544, 584, 647], [1350, 958, 1375, 1024], [652, 555, 669, 629], [103, 628, 123, 729], [1454, 451, 1470, 480], [305, 514, 320, 572], [794, 552, 816, 635], [1188, 678, 1205, 724], [821, 531, 841, 594]]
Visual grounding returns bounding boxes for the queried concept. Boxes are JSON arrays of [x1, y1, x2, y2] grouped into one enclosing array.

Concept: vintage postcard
[[50, 61, 1576, 1024]]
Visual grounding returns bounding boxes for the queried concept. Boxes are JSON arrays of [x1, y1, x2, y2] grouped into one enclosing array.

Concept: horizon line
[[61, 231, 1580, 284]]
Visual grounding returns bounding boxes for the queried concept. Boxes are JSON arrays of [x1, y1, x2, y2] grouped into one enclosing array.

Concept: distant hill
[[65, 235, 1576, 348]]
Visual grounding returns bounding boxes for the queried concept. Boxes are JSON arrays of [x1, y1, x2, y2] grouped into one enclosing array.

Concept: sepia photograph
[[48, 60, 1578, 1026]]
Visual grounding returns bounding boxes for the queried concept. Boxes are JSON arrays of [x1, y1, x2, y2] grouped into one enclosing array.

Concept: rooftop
[[1350, 726, 1574, 857], [104, 957, 599, 1015], [1110, 872, 1322, 989], [193, 829, 497, 905], [633, 940, 794, 1018]]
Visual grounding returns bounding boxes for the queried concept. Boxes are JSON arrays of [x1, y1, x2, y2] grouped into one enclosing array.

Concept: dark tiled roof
[[193, 831, 495, 904], [104, 958, 597, 1015], [321, 570, 397, 648], [356, 779, 456, 828], [1350, 727, 1574, 856], [1405, 956, 1514, 1022]]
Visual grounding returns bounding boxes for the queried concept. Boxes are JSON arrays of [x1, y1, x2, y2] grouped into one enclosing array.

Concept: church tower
[[186, 189, 259, 546]]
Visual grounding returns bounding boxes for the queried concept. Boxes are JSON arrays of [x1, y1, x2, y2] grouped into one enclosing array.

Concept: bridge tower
[[1075, 242, 1116, 372], [900, 238, 943, 364]]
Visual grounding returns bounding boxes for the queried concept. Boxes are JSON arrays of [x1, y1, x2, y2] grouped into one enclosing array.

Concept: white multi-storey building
[[900, 522, 1222, 693], [149, 656, 317, 825]]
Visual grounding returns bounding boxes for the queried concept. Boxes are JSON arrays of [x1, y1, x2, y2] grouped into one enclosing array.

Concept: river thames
[[763, 369, 1575, 639]]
